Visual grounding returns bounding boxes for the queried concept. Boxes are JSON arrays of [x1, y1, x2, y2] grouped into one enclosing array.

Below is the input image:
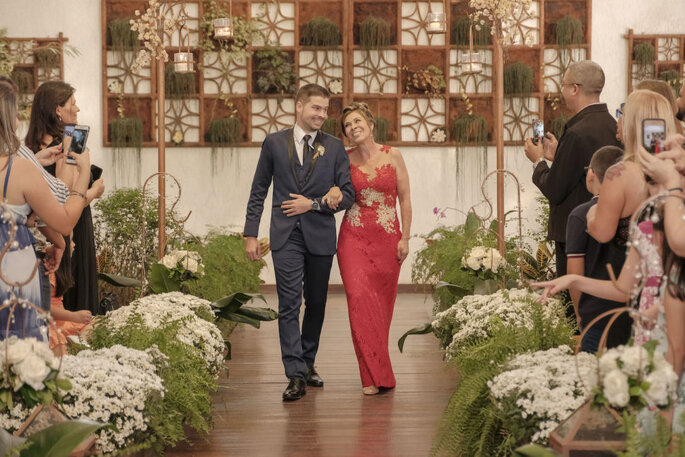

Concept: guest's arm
[[587, 162, 628, 243], [532, 133, 587, 205]]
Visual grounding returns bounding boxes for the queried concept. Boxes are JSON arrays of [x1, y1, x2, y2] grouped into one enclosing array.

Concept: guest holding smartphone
[[26, 81, 105, 315]]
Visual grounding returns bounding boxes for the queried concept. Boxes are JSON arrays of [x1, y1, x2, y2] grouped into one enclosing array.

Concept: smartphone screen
[[642, 118, 665, 154], [532, 120, 544, 144], [65, 125, 90, 164]]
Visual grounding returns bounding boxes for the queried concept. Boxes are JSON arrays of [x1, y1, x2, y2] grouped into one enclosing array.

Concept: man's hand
[[322, 186, 342, 210], [282, 193, 312, 216], [245, 236, 261, 261], [524, 138, 543, 163], [35, 143, 65, 167], [43, 244, 64, 274], [542, 132, 558, 161]]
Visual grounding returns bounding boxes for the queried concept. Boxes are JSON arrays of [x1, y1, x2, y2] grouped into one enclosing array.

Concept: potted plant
[[503, 61, 534, 96], [301, 17, 341, 47], [633, 42, 656, 79], [359, 15, 391, 50], [253, 46, 297, 95]]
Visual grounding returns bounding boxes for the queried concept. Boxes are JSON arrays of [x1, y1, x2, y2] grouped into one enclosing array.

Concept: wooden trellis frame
[[625, 29, 685, 95], [101, 0, 592, 148]]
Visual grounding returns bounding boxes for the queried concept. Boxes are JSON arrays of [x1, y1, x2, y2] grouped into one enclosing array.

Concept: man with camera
[[523, 60, 621, 284]]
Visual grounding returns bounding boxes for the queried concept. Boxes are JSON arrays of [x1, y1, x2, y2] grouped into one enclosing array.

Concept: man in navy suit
[[244, 84, 355, 401]]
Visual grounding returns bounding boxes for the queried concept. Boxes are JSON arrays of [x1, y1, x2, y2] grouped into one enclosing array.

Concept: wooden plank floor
[[166, 293, 457, 457]]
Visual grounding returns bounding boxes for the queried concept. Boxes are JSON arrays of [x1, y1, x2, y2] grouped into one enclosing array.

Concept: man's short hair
[[295, 84, 330, 104], [566, 60, 605, 96], [590, 145, 624, 183]]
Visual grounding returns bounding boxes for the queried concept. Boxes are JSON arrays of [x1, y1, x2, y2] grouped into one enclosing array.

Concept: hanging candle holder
[[459, 23, 483, 74], [426, 12, 447, 34], [213, 17, 234, 40], [173, 19, 194, 73]]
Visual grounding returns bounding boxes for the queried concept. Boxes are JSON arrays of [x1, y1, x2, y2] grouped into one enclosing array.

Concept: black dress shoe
[[283, 377, 306, 401], [306, 366, 324, 387]]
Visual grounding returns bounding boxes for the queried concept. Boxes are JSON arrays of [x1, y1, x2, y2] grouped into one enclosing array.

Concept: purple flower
[[433, 207, 439, 214], [440, 211, 446, 219]]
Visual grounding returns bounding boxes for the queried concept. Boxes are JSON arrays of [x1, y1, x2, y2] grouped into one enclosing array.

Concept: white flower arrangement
[[432, 289, 564, 360], [596, 343, 678, 410], [462, 245, 507, 275], [430, 128, 447, 143], [489, 345, 598, 443], [469, 0, 535, 45], [129, 0, 183, 73], [160, 249, 204, 276], [102, 293, 225, 373], [60, 345, 166, 454]]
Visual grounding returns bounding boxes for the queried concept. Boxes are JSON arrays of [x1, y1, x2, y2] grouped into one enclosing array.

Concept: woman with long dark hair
[[26, 81, 105, 314]]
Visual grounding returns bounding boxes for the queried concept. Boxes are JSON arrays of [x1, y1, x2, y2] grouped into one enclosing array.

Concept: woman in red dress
[[336, 102, 412, 395]]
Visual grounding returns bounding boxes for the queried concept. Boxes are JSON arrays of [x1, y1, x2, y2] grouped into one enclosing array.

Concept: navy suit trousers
[[271, 222, 333, 380]]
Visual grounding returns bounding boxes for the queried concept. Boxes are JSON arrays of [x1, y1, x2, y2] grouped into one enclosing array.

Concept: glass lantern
[[459, 50, 483, 75], [213, 17, 234, 40], [173, 52, 194, 73], [426, 12, 447, 34]]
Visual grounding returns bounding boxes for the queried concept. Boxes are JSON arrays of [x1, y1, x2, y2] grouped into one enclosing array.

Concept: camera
[[63, 124, 90, 164], [532, 120, 544, 144], [641, 118, 665, 154]]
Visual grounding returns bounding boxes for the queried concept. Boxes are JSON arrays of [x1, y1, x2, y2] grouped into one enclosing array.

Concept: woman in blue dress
[[0, 80, 90, 341]]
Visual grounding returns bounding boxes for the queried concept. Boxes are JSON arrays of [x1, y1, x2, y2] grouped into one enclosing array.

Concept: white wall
[[2, 0, 684, 284]]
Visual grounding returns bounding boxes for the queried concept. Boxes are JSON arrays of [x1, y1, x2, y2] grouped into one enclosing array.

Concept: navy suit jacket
[[243, 128, 355, 255]]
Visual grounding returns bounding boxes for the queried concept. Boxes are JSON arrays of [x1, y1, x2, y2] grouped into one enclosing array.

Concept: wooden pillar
[[156, 57, 166, 259], [494, 35, 505, 254]]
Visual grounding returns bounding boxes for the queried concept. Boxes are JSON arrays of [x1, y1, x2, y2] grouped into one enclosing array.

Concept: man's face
[[296, 95, 329, 132], [560, 70, 579, 111]]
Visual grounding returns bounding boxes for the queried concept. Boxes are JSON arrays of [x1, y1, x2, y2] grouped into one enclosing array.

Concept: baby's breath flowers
[[129, 0, 182, 73]]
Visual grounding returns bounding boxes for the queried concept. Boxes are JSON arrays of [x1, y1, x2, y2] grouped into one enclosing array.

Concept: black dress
[[42, 138, 99, 314]]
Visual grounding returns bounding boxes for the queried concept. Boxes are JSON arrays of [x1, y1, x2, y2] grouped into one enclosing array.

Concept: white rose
[[465, 256, 481, 271], [619, 345, 649, 377], [644, 367, 678, 406], [603, 369, 630, 408], [469, 246, 487, 259], [13, 353, 51, 391], [4, 337, 32, 365], [30, 340, 57, 367], [160, 253, 177, 269], [181, 257, 199, 273]]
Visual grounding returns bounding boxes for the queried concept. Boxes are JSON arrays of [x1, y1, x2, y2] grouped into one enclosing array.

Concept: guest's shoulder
[[569, 198, 596, 219]]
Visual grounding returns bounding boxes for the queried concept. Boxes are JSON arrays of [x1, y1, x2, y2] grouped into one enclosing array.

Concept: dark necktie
[[303, 134, 313, 163]]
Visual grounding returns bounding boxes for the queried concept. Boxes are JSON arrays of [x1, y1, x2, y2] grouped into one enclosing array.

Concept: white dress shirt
[[292, 124, 317, 166]]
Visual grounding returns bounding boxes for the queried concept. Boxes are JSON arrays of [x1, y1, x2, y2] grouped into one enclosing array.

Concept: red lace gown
[[337, 145, 402, 389]]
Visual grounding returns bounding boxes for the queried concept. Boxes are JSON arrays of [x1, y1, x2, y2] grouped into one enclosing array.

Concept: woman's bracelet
[[668, 187, 684, 193], [69, 190, 87, 201]]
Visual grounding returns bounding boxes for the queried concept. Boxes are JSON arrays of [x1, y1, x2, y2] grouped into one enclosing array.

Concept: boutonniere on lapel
[[313, 143, 325, 159]]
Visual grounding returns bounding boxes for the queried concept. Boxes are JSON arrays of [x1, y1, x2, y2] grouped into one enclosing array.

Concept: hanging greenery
[[658, 69, 683, 96], [633, 41, 656, 70], [451, 17, 491, 46], [550, 115, 569, 140], [503, 62, 534, 95], [208, 117, 242, 146], [108, 18, 139, 52], [374, 116, 389, 143], [109, 117, 143, 149], [321, 118, 338, 137], [452, 114, 488, 144], [301, 17, 341, 47], [359, 15, 391, 50], [165, 64, 196, 98], [33, 47, 60, 68], [0, 28, 15, 77], [9, 70, 33, 94], [554, 15, 583, 47], [254, 46, 297, 95]]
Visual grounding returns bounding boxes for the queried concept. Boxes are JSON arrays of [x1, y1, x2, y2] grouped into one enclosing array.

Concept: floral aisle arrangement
[[431, 288, 566, 360], [461, 245, 507, 277], [0, 337, 71, 431], [488, 346, 597, 447], [87, 292, 225, 451], [430, 289, 575, 457], [98, 292, 224, 373], [60, 345, 166, 454], [595, 342, 678, 410], [150, 250, 206, 294]]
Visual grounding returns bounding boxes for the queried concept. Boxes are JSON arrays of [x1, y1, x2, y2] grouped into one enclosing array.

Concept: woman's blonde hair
[[622, 89, 677, 162], [635, 79, 684, 134], [0, 81, 20, 157], [341, 102, 375, 137]]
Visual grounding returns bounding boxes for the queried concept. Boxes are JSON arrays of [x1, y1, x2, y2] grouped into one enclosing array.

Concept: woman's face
[[57, 95, 79, 125], [343, 111, 373, 144]]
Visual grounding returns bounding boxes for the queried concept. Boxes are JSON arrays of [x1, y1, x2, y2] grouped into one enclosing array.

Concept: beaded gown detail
[[338, 145, 401, 389]]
